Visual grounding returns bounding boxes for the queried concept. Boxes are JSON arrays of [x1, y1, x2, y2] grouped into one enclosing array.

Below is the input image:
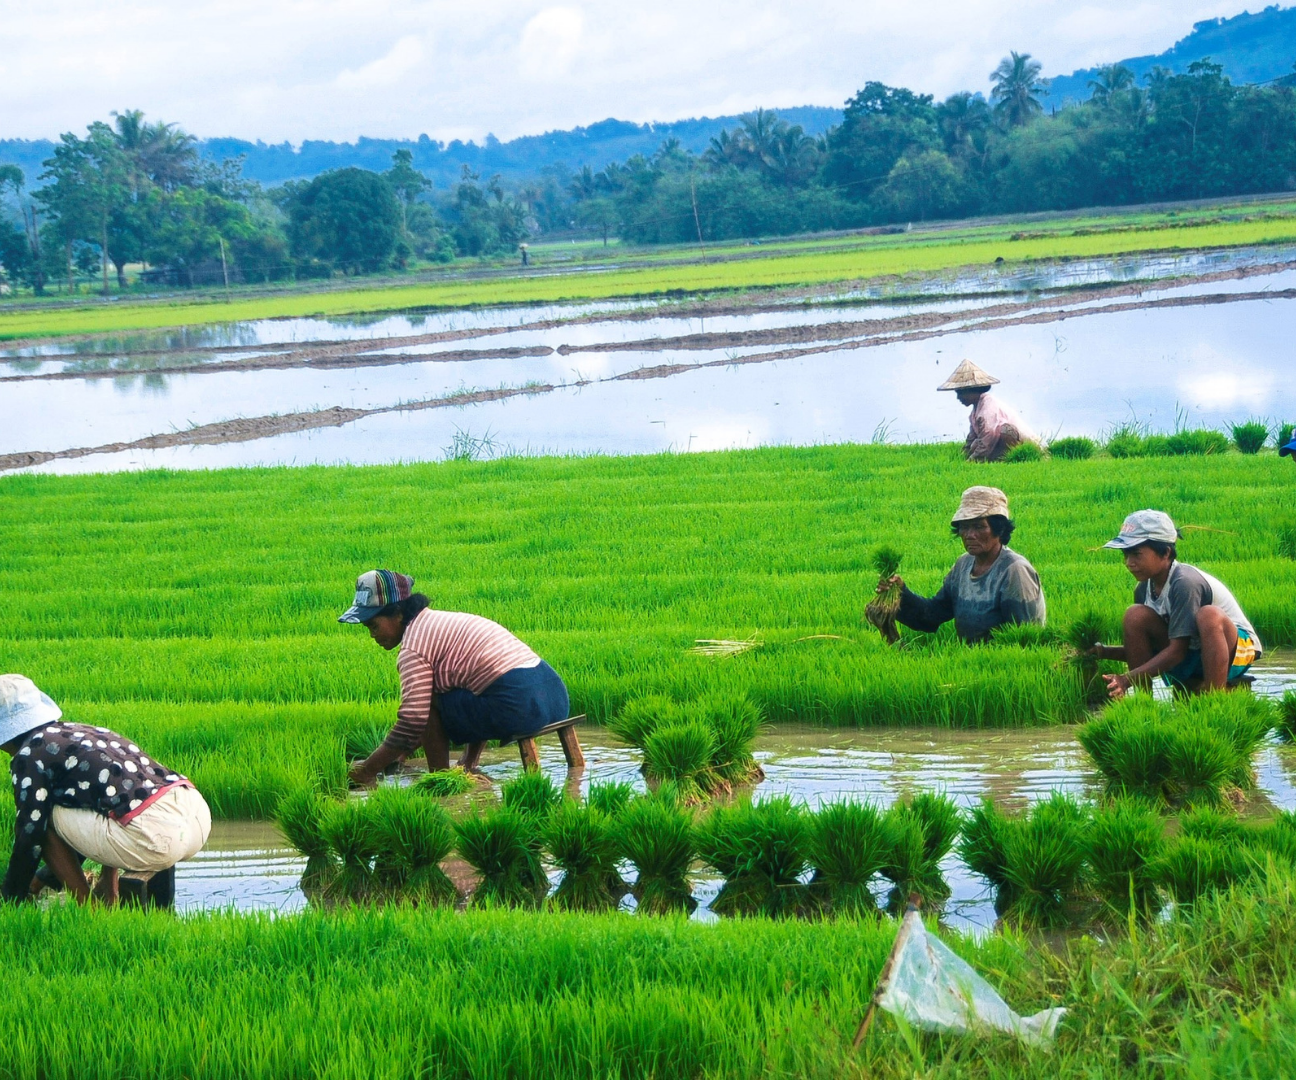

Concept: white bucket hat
[[952, 486, 1010, 524], [0, 674, 62, 746]]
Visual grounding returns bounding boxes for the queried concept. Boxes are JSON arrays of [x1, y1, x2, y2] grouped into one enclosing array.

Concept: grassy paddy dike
[[3, 197, 1296, 340]]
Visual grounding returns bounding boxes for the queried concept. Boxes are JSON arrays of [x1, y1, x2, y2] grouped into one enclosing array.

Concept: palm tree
[[1088, 64, 1135, 106], [991, 52, 1045, 127]]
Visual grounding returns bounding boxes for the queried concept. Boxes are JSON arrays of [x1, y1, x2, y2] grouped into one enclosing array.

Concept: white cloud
[[0, 1, 1259, 143]]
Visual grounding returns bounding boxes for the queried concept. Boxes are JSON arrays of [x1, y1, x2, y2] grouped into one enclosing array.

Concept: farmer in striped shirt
[[341, 570, 570, 786]]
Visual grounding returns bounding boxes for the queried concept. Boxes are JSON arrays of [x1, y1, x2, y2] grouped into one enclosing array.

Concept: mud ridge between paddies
[[5, 259, 1293, 384]]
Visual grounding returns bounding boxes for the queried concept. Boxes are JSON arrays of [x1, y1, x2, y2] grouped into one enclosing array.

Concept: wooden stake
[[852, 894, 922, 1049]]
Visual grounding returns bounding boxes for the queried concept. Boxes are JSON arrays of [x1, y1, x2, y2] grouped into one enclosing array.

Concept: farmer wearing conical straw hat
[[938, 360, 1037, 462], [879, 487, 1046, 644]]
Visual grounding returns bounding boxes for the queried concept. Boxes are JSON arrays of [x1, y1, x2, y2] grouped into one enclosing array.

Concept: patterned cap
[[951, 486, 1009, 524], [338, 569, 415, 624], [1103, 510, 1180, 550], [0, 674, 62, 745]]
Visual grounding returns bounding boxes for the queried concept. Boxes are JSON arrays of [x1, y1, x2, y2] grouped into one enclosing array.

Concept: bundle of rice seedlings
[[454, 807, 547, 908], [1166, 428, 1229, 456], [1065, 610, 1114, 706], [1179, 805, 1247, 844], [642, 720, 716, 803], [500, 770, 563, 820], [545, 800, 626, 911], [1002, 441, 1044, 463], [608, 695, 682, 748], [1277, 692, 1296, 742], [1084, 798, 1166, 917], [1048, 436, 1096, 460], [1156, 834, 1250, 906], [414, 767, 478, 798], [1230, 420, 1270, 455], [879, 793, 959, 906], [957, 798, 1015, 909], [275, 787, 336, 892], [997, 793, 1089, 927], [1179, 693, 1274, 789], [807, 800, 887, 916], [696, 797, 813, 918], [367, 787, 456, 905], [612, 794, 695, 915], [344, 720, 389, 763], [321, 798, 381, 902], [587, 779, 636, 817], [690, 692, 765, 786], [863, 546, 904, 644]]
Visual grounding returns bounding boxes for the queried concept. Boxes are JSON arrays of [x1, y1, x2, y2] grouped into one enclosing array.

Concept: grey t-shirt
[[897, 547, 1046, 643], [1133, 562, 1261, 654]]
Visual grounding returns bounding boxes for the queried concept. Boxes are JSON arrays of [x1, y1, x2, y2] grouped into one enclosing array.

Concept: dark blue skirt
[[436, 661, 570, 744]]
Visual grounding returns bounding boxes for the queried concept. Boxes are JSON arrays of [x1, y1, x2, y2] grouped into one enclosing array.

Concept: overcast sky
[[0, 1, 1258, 144]]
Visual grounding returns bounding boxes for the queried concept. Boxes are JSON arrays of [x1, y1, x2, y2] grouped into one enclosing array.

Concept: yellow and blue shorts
[[1163, 626, 1258, 688]]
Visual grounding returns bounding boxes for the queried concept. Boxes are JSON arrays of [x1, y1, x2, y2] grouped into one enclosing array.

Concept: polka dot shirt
[[3, 722, 187, 902]]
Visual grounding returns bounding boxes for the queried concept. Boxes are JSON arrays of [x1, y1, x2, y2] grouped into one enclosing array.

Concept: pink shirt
[[968, 393, 1036, 460], [385, 609, 541, 751]]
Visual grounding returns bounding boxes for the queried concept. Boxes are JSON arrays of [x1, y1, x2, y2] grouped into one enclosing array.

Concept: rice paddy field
[[3, 445, 1293, 815], [3, 196, 1296, 340]]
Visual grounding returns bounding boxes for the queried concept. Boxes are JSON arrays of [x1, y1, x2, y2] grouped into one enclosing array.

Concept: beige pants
[[50, 786, 212, 873]]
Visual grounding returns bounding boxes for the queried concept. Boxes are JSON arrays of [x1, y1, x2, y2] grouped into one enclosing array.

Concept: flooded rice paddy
[[174, 652, 1296, 933], [5, 248, 1296, 473]]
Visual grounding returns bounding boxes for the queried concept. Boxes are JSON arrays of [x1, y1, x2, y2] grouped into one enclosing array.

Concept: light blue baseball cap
[[1103, 509, 1181, 550]]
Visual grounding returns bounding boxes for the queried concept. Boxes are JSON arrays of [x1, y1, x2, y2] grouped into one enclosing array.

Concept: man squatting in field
[[1091, 510, 1261, 698], [0, 674, 211, 905], [343, 570, 570, 786], [880, 486, 1047, 643], [938, 359, 1038, 463]]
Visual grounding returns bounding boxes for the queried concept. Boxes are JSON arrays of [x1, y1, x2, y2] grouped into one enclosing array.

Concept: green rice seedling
[[879, 793, 959, 906], [1084, 798, 1167, 917], [1179, 805, 1247, 844], [864, 546, 904, 644], [544, 800, 625, 912], [274, 787, 336, 892], [1277, 692, 1296, 742], [807, 800, 887, 916], [500, 770, 563, 820], [344, 720, 389, 763], [608, 695, 682, 748], [454, 807, 547, 908], [1231, 420, 1270, 455], [696, 797, 813, 918], [613, 794, 695, 915], [1105, 421, 1147, 458], [1279, 523, 1296, 561], [1179, 692, 1274, 789], [1156, 834, 1251, 906], [1167, 428, 1230, 456], [587, 779, 636, 817], [1065, 610, 1115, 705], [414, 767, 478, 798], [957, 798, 1014, 906], [642, 720, 716, 803], [689, 692, 764, 786], [1142, 433, 1175, 456], [321, 798, 380, 902], [367, 787, 456, 905], [1048, 436, 1096, 460], [998, 793, 1090, 927], [1002, 441, 1044, 463]]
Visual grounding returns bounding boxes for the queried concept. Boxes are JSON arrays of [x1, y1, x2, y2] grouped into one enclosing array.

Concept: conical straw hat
[[937, 359, 999, 391]]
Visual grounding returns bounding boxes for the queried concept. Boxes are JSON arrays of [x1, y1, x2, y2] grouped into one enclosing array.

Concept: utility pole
[[690, 169, 706, 253], [101, 220, 110, 296], [219, 236, 231, 301]]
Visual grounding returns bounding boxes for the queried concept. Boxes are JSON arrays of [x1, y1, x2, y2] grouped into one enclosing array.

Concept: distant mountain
[[1042, 5, 1296, 108], [0, 106, 842, 192]]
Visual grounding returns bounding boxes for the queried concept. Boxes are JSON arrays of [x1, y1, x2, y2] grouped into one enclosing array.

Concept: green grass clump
[[608, 695, 683, 748], [1048, 436, 1096, 460], [808, 800, 888, 916], [613, 794, 696, 915], [321, 799, 381, 902], [1231, 420, 1270, 455], [1002, 441, 1044, 463], [1277, 692, 1296, 742], [414, 767, 478, 798], [1279, 523, 1296, 561], [957, 798, 1015, 900], [500, 770, 563, 820], [275, 787, 336, 891], [454, 808, 548, 908], [545, 801, 625, 912], [1084, 798, 1167, 917], [1166, 428, 1230, 456], [587, 779, 636, 817], [1078, 693, 1273, 808], [367, 787, 456, 904], [878, 793, 959, 906], [696, 797, 813, 918], [642, 720, 716, 803], [688, 692, 764, 786], [1156, 833, 1251, 906], [997, 793, 1090, 927]]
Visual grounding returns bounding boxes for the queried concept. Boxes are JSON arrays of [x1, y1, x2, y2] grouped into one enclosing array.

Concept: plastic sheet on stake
[[876, 910, 1066, 1048]]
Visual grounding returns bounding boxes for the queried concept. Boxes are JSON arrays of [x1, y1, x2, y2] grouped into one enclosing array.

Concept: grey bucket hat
[[1103, 509, 1181, 550], [0, 674, 62, 746]]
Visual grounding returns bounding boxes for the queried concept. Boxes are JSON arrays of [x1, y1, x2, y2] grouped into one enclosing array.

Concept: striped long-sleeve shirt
[[383, 608, 541, 752]]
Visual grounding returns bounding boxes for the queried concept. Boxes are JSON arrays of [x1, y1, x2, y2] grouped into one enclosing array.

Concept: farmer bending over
[[883, 486, 1046, 643], [938, 360, 1037, 463], [1091, 510, 1260, 698], [342, 570, 570, 786], [1, 674, 211, 905]]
